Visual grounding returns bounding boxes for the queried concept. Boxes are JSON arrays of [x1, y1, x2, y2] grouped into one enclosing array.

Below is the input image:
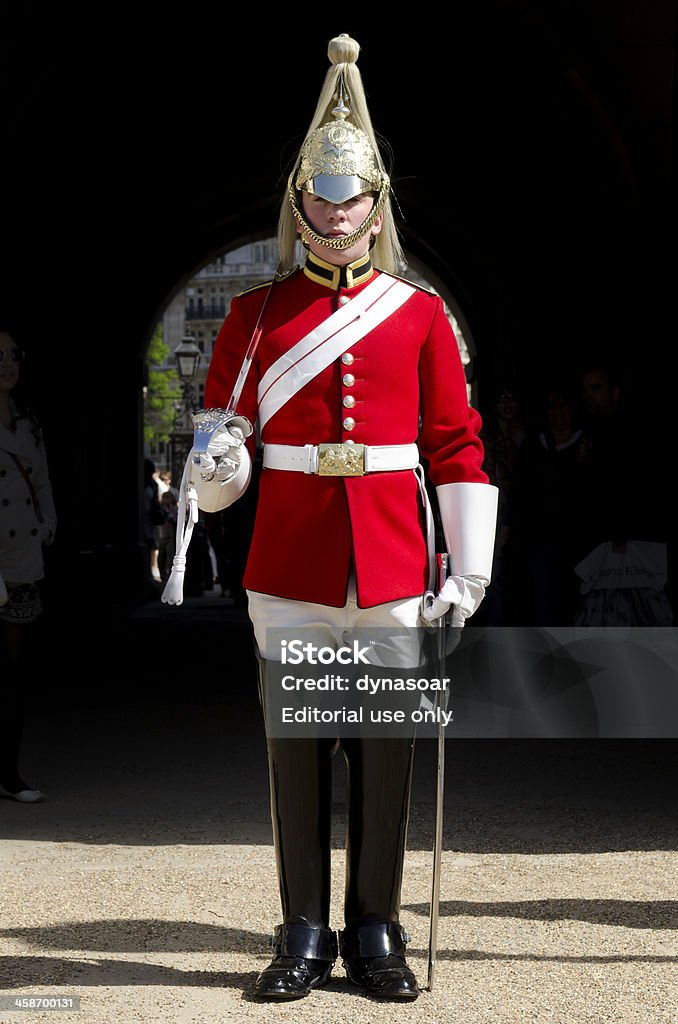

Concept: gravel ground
[[1, 597, 677, 1023]]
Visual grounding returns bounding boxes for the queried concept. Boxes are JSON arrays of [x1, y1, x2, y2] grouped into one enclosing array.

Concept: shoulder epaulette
[[235, 279, 274, 299], [386, 270, 437, 295], [234, 264, 300, 298], [275, 264, 300, 282]]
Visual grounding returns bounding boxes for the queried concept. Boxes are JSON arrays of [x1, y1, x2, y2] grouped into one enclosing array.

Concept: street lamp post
[[168, 336, 211, 597], [169, 337, 201, 484]]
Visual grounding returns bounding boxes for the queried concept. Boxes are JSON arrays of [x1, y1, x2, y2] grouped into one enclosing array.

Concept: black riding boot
[[254, 922, 338, 1000], [339, 921, 418, 1000], [254, 730, 337, 999], [339, 736, 419, 1000]]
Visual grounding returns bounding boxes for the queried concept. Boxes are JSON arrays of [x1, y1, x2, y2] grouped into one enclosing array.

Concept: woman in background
[[0, 328, 57, 802]]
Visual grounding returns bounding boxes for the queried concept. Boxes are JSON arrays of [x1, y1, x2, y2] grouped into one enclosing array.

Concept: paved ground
[[1, 591, 677, 1023]]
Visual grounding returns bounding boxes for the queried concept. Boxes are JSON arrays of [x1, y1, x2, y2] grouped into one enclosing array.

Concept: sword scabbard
[[427, 550, 449, 991]]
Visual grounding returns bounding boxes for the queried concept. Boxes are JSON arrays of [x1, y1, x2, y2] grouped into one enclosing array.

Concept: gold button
[[339, 295, 351, 305], [342, 373, 355, 387], [341, 352, 354, 365], [343, 417, 356, 431], [343, 395, 355, 409]]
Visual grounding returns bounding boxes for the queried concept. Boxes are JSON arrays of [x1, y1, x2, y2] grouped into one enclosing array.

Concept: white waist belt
[[263, 442, 420, 477]]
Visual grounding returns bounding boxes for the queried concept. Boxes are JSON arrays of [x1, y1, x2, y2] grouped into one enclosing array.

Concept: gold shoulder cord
[[236, 280, 275, 298]]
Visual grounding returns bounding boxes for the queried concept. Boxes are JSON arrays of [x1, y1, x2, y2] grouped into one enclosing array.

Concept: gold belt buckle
[[317, 443, 365, 476]]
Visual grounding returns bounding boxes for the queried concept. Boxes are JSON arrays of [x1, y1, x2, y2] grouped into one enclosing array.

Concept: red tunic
[[205, 258, 488, 608]]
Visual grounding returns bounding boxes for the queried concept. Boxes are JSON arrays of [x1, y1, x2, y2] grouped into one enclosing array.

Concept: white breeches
[[247, 574, 423, 667]]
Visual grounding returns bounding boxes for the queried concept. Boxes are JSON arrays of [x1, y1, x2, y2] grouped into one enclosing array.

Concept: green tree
[[144, 325, 181, 444]]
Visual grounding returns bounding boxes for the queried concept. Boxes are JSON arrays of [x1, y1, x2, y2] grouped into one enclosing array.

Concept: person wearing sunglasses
[[0, 329, 57, 803]]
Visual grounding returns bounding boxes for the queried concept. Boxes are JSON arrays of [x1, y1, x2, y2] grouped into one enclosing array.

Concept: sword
[[426, 550, 449, 992], [222, 268, 279, 419], [192, 264, 282, 456]]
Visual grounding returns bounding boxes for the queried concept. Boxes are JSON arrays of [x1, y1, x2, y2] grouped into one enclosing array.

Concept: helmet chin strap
[[289, 176, 389, 253]]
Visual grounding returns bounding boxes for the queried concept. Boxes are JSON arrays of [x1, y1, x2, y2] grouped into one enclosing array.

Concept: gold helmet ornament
[[296, 118, 385, 205], [277, 33, 405, 274]]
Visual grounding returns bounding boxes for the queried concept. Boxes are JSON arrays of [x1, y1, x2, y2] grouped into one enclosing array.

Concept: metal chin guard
[[288, 175, 390, 252]]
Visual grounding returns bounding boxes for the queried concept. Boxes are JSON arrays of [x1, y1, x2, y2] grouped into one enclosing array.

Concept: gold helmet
[[278, 33, 404, 272], [296, 115, 385, 205]]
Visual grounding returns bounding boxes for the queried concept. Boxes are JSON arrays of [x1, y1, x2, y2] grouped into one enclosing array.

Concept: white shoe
[[0, 784, 46, 803]]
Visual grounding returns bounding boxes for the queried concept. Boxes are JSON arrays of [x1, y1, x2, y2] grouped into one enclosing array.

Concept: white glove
[[422, 573, 487, 627], [193, 415, 251, 483]]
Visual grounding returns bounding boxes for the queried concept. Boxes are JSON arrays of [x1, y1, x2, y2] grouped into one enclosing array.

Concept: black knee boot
[[339, 921, 418, 1000], [339, 736, 419, 1000], [254, 728, 337, 999], [254, 922, 338, 1000]]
